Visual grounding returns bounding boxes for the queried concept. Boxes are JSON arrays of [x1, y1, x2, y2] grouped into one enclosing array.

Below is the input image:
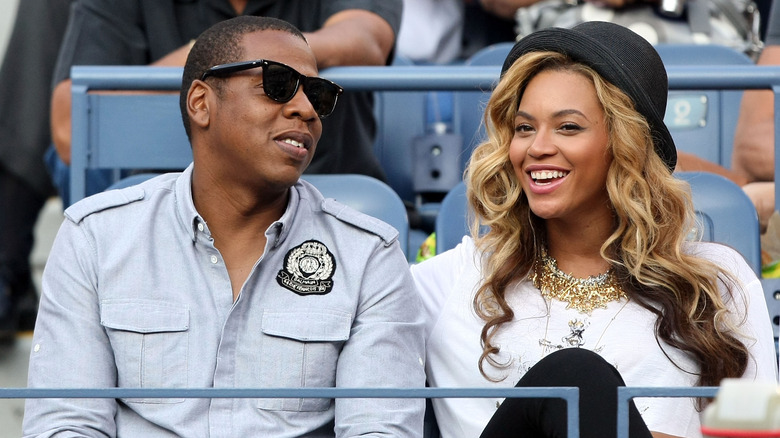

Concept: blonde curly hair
[[467, 51, 748, 390]]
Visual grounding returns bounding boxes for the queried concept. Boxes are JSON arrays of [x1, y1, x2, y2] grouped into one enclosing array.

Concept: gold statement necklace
[[532, 247, 627, 314], [532, 248, 630, 358]]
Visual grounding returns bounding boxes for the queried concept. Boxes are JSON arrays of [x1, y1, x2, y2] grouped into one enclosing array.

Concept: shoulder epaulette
[[65, 186, 146, 223], [320, 198, 399, 246]]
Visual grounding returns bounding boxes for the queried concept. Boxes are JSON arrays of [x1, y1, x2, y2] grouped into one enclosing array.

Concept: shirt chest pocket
[[256, 310, 352, 412], [101, 299, 190, 404]]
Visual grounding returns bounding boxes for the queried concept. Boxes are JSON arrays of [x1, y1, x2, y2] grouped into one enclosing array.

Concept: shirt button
[[198, 223, 205, 232], [210, 255, 218, 264]]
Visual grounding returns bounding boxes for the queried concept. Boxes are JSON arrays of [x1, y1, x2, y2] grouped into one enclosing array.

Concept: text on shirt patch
[[276, 240, 336, 295]]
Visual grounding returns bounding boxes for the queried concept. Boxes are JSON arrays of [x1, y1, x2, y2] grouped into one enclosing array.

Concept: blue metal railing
[[617, 386, 719, 436], [1, 386, 580, 438], [2, 385, 728, 436]]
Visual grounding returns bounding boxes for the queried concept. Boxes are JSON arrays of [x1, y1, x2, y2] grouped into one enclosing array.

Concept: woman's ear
[[187, 80, 211, 130]]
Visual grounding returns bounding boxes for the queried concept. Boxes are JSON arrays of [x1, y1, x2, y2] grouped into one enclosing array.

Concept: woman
[[410, 21, 777, 438]]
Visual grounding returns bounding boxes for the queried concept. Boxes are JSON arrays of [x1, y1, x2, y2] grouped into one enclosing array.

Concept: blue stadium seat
[[676, 171, 761, 274], [372, 55, 426, 203], [434, 179, 470, 256], [302, 174, 410, 259], [655, 44, 753, 168], [454, 42, 514, 173]]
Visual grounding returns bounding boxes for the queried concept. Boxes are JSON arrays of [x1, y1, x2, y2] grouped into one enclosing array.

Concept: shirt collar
[[174, 163, 304, 245], [269, 182, 301, 248], [174, 164, 202, 242]]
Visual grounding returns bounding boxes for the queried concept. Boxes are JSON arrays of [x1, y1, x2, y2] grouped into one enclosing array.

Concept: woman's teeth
[[530, 170, 568, 183]]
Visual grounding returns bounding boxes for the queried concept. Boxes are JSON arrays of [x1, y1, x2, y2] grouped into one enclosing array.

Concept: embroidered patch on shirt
[[276, 240, 336, 295]]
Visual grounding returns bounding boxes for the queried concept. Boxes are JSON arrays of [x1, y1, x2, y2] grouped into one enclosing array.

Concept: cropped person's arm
[[51, 7, 393, 165], [22, 219, 118, 437], [732, 45, 780, 183], [304, 9, 395, 68], [334, 239, 426, 436]]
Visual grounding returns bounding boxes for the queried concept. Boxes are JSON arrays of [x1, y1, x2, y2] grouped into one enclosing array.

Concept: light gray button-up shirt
[[23, 165, 426, 437]]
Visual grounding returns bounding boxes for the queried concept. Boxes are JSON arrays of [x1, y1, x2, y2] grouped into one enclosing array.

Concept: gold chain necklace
[[532, 248, 627, 314]]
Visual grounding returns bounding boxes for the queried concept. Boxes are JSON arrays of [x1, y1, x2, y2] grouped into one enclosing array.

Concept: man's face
[[197, 30, 323, 194]]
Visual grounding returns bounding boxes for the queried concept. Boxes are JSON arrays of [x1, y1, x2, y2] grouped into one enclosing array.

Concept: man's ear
[[187, 80, 211, 129]]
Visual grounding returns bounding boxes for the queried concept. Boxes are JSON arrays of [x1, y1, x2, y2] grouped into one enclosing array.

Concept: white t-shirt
[[410, 237, 777, 438]]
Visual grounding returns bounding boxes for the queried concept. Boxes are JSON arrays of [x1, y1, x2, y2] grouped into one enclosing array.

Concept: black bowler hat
[[501, 21, 677, 172]]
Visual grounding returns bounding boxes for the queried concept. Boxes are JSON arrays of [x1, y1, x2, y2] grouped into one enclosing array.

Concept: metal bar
[[72, 65, 780, 92], [0, 386, 573, 399], [616, 386, 718, 437], [2, 386, 580, 438], [69, 83, 89, 203]]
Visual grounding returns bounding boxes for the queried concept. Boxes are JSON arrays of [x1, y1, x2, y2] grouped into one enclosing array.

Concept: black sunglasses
[[200, 59, 344, 118]]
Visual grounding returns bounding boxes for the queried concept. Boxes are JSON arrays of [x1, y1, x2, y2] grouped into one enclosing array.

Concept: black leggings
[[480, 348, 653, 438], [0, 168, 45, 295]]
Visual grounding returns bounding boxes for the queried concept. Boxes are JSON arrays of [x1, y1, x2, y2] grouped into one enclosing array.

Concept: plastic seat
[[372, 55, 427, 203], [655, 44, 753, 168], [301, 174, 410, 259], [454, 42, 514, 172], [434, 180, 469, 255]]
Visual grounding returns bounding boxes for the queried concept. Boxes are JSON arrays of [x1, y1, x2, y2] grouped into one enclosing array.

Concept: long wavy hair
[[467, 51, 749, 391]]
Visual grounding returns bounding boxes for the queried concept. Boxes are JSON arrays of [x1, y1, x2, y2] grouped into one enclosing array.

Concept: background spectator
[[47, 0, 401, 206], [0, 0, 73, 343]]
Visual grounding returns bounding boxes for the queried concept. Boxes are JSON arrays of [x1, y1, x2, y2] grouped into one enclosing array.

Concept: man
[[24, 16, 425, 437], [47, 0, 400, 206]]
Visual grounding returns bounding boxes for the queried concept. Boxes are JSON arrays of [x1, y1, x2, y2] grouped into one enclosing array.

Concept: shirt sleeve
[[327, 0, 402, 36], [326, 0, 402, 65], [22, 218, 119, 437], [333, 238, 426, 437], [52, 0, 156, 86]]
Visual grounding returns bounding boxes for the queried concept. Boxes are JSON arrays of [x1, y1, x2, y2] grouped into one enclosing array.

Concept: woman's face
[[508, 68, 613, 224]]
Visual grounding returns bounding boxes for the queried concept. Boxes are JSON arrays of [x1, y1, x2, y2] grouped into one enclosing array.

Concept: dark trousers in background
[[0, 166, 46, 337], [481, 348, 654, 438]]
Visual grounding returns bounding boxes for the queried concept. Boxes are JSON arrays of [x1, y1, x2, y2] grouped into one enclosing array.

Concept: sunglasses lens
[[263, 63, 299, 103], [303, 78, 341, 118]]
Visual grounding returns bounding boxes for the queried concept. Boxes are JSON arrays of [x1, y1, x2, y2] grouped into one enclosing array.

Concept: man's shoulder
[[320, 198, 399, 245], [64, 174, 177, 224], [65, 186, 146, 224]]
